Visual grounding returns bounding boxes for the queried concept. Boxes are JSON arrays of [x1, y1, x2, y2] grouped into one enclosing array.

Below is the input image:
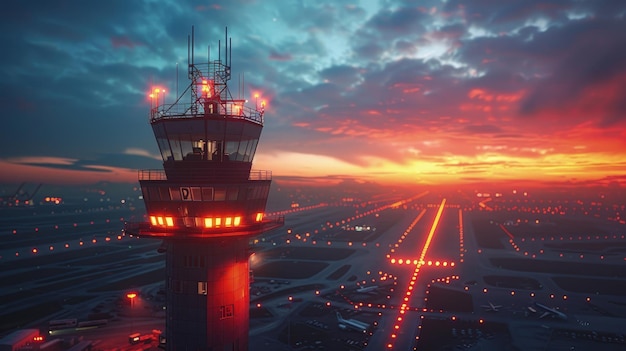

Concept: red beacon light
[[201, 79, 213, 97]]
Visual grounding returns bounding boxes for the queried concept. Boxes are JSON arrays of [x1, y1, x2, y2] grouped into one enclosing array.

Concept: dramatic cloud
[[1, 0, 625, 186]]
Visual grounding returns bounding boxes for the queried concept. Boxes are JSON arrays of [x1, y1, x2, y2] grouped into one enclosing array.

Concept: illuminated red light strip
[[150, 214, 256, 229], [389, 258, 455, 267], [267, 203, 327, 217], [387, 198, 446, 349], [478, 197, 493, 211], [498, 224, 515, 240]]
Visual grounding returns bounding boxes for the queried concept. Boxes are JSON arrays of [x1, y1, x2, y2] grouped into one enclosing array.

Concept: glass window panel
[[148, 186, 160, 200], [170, 187, 181, 201], [225, 141, 239, 161], [157, 138, 173, 161], [214, 189, 226, 201], [159, 187, 171, 200], [246, 139, 258, 162], [191, 187, 202, 201], [227, 187, 239, 201], [181, 139, 194, 160], [171, 139, 183, 160], [202, 187, 214, 201], [194, 217, 204, 227], [237, 140, 249, 161]]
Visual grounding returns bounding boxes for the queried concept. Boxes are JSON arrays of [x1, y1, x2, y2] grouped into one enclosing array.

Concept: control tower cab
[[126, 28, 282, 351]]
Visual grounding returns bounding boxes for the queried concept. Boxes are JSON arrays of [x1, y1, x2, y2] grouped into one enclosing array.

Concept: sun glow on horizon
[[254, 148, 626, 187]]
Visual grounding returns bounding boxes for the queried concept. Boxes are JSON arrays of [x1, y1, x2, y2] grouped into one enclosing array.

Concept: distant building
[[0, 329, 40, 351]]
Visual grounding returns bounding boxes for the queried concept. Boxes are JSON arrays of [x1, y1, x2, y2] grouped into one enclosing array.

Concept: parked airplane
[[534, 302, 567, 320], [336, 312, 369, 333], [481, 301, 502, 312]]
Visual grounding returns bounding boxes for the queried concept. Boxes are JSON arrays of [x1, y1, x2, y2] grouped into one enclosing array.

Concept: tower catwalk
[[125, 28, 283, 351]]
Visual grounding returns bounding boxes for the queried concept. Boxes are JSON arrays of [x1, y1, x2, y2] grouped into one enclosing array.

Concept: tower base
[[165, 237, 250, 351]]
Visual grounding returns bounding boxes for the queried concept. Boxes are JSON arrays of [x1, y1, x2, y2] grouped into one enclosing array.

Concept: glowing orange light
[[225, 217, 233, 227], [165, 217, 174, 227], [256, 212, 263, 222], [205, 218, 213, 228], [201, 79, 212, 97], [157, 216, 164, 226], [127, 292, 137, 299], [234, 216, 241, 226]]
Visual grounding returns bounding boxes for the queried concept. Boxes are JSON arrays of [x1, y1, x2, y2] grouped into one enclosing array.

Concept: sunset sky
[[1, 0, 625, 187]]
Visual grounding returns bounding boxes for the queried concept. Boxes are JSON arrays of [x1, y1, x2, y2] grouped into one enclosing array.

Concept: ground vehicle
[[129, 333, 153, 344], [48, 319, 77, 333]]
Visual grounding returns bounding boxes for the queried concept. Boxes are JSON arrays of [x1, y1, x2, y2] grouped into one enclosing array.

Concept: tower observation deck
[[125, 28, 283, 351]]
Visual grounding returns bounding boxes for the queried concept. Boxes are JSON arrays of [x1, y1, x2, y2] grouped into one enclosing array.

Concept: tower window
[[198, 281, 207, 295], [214, 189, 226, 201]]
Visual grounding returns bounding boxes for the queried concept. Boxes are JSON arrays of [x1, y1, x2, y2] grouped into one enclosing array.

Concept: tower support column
[[166, 238, 250, 351]]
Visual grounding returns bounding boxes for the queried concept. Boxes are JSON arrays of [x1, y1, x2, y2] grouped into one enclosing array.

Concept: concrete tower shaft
[[125, 28, 282, 351]]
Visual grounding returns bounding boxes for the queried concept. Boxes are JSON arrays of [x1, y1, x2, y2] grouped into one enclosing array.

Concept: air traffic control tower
[[125, 29, 283, 351]]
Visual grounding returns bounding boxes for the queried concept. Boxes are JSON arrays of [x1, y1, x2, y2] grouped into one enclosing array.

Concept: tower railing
[[138, 169, 272, 181], [150, 101, 263, 125]]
